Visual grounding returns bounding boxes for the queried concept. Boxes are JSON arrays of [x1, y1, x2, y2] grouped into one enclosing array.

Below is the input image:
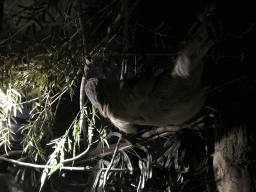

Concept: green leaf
[[27, 87, 40, 96], [40, 170, 48, 192]]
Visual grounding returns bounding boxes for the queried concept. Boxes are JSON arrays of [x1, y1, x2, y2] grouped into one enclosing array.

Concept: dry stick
[[0, 138, 128, 173], [0, 155, 129, 172], [103, 133, 123, 187], [76, 0, 90, 60], [76, 0, 92, 149], [120, 0, 129, 81], [79, 76, 88, 149], [0, 0, 3, 34]]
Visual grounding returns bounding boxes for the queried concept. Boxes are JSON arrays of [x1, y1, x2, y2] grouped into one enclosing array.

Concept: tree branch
[[76, 0, 92, 149], [0, 155, 130, 172], [120, 0, 129, 80], [103, 133, 122, 186]]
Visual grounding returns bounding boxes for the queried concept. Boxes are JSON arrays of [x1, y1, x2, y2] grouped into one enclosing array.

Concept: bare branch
[[76, 0, 92, 150], [120, 0, 129, 80], [76, 0, 91, 61], [0, 155, 130, 172], [103, 133, 122, 186]]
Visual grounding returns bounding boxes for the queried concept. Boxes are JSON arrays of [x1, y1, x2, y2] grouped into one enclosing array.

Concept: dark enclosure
[[0, 0, 255, 192]]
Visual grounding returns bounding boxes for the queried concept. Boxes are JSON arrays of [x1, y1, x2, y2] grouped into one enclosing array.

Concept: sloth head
[[85, 76, 156, 133]]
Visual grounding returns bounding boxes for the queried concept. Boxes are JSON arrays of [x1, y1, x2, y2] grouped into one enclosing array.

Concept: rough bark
[[213, 89, 256, 192]]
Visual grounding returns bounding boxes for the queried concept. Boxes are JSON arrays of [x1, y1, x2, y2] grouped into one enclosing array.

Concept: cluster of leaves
[[91, 148, 153, 192], [39, 104, 100, 190], [0, 0, 83, 160], [0, 83, 23, 152], [0, 0, 138, 160], [93, 151, 133, 191], [0, 54, 79, 157], [0, 1, 216, 192], [161, 129, 208, 186]]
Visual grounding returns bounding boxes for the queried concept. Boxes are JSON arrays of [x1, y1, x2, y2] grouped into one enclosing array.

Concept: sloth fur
[[85, 23, 214, 133]]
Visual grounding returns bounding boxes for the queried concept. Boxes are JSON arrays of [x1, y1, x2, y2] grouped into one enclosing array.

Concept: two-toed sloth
[[85, 23, 214, 133]]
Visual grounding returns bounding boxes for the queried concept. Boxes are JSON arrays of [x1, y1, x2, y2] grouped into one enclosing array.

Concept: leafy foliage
[[0, 0, 84, 159], [0, 0, 217, 192]]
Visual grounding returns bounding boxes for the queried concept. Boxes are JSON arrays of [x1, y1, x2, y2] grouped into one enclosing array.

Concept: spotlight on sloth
[[85, 23, 214, 134]]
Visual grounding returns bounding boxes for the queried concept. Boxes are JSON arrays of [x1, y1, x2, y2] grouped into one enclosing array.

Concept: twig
[[47, 137, 99, 175], [76, 0, 92, 150], [76, 0, 90, 61], [79, 76, 88, 148], [103, 133, 122, 187], [0, 155, 129, 172], [120, 0, 129, 80]]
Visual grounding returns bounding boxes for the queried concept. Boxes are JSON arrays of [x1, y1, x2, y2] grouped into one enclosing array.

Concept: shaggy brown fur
[[85, 23, 214, 133]]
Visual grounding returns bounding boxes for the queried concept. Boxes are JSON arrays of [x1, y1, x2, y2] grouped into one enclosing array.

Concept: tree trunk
[[213, 94, 256, 192]]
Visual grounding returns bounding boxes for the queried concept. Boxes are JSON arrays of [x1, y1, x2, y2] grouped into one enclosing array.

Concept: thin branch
[[0, 155, 129, 172], [76, 0, 91, 151], [76, 0, 91, 61], [79, 76, 87, 148], [0, 0, 3, 35], [103, 133, 122, 186], [120, 0, 129, 80], [47, 138, 99, 175], [16, 97, 40, 105]]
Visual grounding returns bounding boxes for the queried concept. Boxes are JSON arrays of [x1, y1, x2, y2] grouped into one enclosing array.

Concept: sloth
[[85, 23, 214, 133]]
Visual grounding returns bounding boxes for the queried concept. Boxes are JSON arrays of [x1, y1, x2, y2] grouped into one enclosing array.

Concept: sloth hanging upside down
[[85, 23, 214, 133]]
